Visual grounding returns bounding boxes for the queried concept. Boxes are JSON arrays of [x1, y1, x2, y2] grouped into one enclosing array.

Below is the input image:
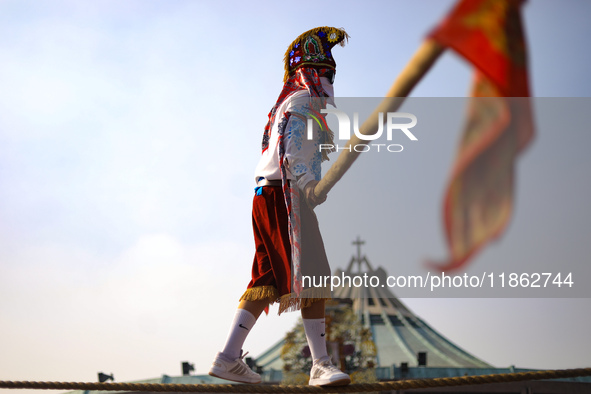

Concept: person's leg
[[301, 298, 325, 319], [220, 299, 270, 359], [302, 299, 351, 387], [301, 299, 328, 361], [210, 187, 288, 384], [238, 298, 271, 318], [209, 297, 272, 384]]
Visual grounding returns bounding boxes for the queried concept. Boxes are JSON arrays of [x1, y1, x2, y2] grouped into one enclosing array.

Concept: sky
[[0, 0, 590, 390]]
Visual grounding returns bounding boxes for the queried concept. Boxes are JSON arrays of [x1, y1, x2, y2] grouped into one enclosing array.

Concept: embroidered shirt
[[255, 77, 334, 191]]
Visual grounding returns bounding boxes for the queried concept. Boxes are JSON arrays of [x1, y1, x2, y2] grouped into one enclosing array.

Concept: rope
[[0, 368, 589, 393]]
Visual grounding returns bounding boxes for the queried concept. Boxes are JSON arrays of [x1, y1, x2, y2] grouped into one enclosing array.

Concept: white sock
[[303, 318, 328, 362], [221, 309, 257, 359]]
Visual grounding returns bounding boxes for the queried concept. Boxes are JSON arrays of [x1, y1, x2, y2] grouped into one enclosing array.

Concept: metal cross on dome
[[352, 236, 365, 267]]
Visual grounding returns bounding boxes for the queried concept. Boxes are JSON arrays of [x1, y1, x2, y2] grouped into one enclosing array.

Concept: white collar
[[320, 76, 335, 106], [320, 76, 334, 97]]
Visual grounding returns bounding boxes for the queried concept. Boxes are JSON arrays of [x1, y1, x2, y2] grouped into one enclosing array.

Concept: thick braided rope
[[0, 368, 590, 393]]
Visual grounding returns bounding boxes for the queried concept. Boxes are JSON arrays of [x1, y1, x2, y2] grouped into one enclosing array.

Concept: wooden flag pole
[[314, 39, 445, 199]]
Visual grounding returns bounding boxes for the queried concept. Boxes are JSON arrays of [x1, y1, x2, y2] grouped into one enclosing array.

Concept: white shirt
[[254, 77, 334, 191]]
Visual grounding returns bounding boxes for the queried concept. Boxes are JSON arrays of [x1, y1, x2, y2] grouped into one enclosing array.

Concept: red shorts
[[245, 185, 330, 304], [247, 186, 292, 297]]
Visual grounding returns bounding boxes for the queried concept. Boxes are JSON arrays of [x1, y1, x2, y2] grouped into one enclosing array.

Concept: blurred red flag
[[428, 0, 534, 271]]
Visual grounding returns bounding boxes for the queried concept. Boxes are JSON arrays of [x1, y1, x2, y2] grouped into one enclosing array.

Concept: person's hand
[[304, 180, 327, 208]]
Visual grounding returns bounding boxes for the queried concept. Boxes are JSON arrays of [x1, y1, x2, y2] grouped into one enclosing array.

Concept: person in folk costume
[[209, 27, 351, 387]]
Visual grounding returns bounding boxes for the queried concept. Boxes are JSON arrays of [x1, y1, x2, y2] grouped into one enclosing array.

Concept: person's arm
[[283, 96, 327, 208]]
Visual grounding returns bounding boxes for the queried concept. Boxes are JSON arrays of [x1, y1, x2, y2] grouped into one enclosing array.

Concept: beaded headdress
[[283, 27, 349, 82]]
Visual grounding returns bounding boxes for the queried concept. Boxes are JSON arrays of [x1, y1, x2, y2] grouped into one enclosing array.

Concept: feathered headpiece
[[283, 27, 349, 82]]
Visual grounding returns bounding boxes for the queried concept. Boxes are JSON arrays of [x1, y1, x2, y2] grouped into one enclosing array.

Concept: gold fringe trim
[[283, 27, 350, 82], [278, 287, 332, 315], [240, 286, 332, 315], [239, 285, 280, 303]]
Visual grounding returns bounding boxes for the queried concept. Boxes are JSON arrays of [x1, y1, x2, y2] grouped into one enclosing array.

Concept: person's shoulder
[[286, 89, 310, 101], [285, 90, 311, 110]]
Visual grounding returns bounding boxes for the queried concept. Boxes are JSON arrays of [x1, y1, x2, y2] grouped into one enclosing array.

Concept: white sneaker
[[208, 350, 261, 384], [308, 356, 351, 386]]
